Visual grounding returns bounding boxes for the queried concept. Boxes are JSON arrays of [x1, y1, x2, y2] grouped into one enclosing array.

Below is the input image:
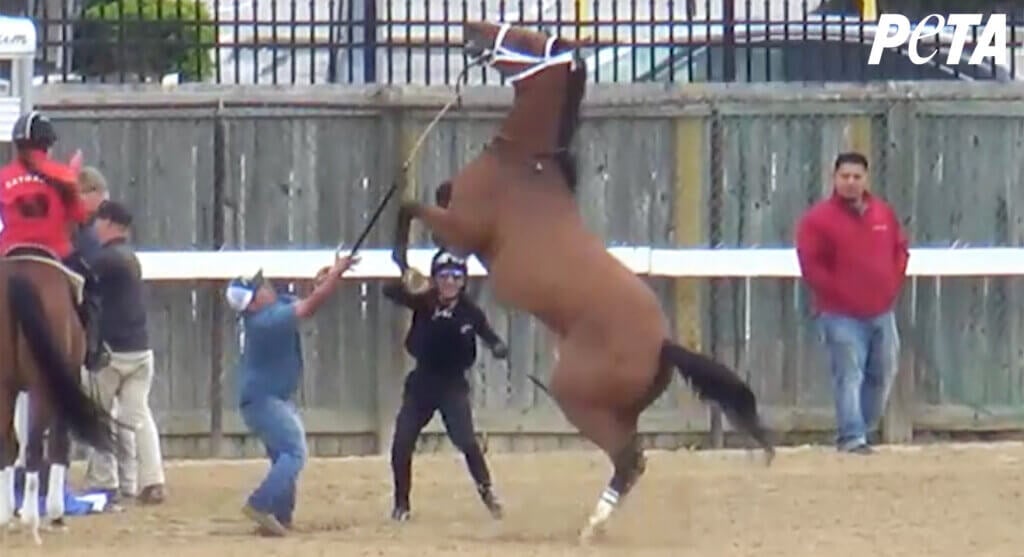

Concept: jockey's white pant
[[84, 349, 165, 492]]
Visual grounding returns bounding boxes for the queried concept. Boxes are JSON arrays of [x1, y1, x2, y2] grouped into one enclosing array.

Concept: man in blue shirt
[[224, 252, 359, 536]]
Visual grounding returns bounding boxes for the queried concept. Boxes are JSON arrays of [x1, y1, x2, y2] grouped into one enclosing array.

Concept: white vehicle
[[0, 15, 37, 140]]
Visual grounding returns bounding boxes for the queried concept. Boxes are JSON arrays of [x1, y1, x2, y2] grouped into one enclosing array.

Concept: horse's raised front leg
[[400, 202, 476, 257], [391, 203, 415, 272]]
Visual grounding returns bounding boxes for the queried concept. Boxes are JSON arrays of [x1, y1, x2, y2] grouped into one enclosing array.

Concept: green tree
[[73, 0, 215, 82]]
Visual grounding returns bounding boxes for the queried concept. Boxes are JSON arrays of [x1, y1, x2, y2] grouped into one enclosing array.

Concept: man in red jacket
[[796, 151, 909, 455]]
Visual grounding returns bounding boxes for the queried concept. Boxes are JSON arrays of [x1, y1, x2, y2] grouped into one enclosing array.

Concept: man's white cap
[[224, 269, 264, 312]]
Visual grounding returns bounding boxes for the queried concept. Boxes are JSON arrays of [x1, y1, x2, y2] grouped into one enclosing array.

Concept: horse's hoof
[[578, 525, 606, 545], [763, 447, 776, 468], [402, 269, 430, 293]]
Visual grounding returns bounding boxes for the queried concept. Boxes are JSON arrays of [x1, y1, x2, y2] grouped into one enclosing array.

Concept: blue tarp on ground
[[12, 468, 109, 517]]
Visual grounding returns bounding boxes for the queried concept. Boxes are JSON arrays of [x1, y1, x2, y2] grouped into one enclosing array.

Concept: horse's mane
[[554, 53, 587, 194]]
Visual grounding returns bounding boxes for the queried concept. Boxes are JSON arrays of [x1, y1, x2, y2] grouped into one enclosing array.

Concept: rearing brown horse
[[393, 21, 774, 543]]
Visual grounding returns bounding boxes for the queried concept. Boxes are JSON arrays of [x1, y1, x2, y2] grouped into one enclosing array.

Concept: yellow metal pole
[[575, 0, 592, 41], [861, 0, 878, 21], [672, 116, 706, 428]]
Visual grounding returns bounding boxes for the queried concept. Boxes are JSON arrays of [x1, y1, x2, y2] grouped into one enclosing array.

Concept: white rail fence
[[134, 246, 1024, 281]]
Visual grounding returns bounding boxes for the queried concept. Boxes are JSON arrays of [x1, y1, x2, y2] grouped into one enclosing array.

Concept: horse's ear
[[555, 36, 586, 52]]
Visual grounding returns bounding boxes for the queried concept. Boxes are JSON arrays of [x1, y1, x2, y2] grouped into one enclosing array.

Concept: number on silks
[[15, 193, 49, 218]]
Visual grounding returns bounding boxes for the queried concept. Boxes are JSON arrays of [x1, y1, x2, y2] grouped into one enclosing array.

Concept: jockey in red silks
[[0, 110, 109, 370], [0, 111, 86, 257]]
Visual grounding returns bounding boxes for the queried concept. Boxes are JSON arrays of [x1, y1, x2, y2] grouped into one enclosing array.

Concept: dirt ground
[[5, 442, 1024, 556]]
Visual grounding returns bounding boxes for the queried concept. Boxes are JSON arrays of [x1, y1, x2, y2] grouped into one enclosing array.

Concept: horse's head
[[463, 21, 585, 85], [463, 21, 587, 193]]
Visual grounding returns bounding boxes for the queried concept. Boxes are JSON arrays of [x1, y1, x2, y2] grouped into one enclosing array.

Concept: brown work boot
[[255, 521, 293, 536], [243, 504, 287, 537], [137, 484, 166, 505]]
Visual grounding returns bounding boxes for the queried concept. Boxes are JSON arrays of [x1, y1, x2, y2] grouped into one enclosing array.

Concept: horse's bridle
[[472, 22, 581, 83], [466, 23, 585, 165]]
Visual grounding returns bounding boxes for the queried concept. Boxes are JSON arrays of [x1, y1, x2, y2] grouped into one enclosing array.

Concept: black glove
[[491, 341, 508, 359]]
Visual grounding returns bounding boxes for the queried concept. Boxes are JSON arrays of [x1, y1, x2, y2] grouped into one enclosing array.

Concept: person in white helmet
[[382, 247, 508, 523]]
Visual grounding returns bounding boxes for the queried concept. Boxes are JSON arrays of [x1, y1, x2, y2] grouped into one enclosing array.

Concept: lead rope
[[338, 56, 487, 259], [337, 22, 577, 258]]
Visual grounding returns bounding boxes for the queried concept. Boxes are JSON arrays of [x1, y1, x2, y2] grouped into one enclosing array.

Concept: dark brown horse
[[0, 248, 120, 544], [392, 21, 775, 542]]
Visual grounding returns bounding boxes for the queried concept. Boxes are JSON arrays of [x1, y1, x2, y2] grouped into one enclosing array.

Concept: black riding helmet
[[11, 111, 58, 151]]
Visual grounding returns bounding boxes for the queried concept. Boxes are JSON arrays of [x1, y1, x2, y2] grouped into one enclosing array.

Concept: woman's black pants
[[390, 369, 491, 510]]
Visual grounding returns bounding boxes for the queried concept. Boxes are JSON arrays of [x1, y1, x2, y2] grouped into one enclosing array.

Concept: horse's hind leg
[[18, 396, 45, 545], [44, 417, 69, 530], [557, 399, 645, 544], [0, 387, 17, 528], [581, 420, 645, 544]]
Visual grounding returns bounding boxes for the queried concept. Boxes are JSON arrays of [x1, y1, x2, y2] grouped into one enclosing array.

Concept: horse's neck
[[496, 76, 564, 153]]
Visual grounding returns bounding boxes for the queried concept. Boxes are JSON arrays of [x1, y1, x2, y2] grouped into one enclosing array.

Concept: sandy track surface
[[5, 442, 1024, 556]]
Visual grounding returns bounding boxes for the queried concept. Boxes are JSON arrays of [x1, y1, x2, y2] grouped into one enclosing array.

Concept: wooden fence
[[33, 81, 1024, 458]]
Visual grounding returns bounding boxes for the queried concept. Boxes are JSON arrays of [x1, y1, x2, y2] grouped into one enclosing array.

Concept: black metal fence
[[19, 0, 1024, 86]]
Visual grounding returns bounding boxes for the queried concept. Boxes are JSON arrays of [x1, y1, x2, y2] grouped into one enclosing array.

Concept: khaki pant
[[109, 401, 139, 495], [84, 350, 165, 491]]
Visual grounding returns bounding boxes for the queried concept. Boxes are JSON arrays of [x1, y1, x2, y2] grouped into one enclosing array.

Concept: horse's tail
[[7, 272, 119, 454], [660, 339, 775, 462]]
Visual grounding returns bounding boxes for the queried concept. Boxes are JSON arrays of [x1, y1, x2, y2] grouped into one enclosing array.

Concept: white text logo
[[868, 13, 1007, 67]]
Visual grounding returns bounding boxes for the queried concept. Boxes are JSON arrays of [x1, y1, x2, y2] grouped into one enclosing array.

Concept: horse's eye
[[463, 27, 490, 58], [465, 39, 487, 58]]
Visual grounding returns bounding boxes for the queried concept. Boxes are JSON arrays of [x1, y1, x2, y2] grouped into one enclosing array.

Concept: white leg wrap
[[14, 392, 28, 468], [46, 464, 66, 522], [579, 487, 619, 543], [0, 467, 12, 526], [20, 471, 41, 544]]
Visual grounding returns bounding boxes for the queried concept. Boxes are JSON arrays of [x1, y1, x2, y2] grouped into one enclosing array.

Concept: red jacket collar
[[829, 189, 874, 213]]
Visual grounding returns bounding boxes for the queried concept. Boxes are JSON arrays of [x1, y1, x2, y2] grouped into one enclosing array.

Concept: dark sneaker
[[138, 484, 166, 505], [478, 485, 503, 519], [256, 521, 292, 536], [842, 443, 874, 455]]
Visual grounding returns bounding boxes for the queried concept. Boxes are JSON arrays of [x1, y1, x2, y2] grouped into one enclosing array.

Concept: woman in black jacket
[[382, 248, 508, 522]]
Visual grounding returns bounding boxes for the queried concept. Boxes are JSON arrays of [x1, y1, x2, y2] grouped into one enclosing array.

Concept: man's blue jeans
[[240, 396, 307, 525], [817, 310, 900, 451]]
